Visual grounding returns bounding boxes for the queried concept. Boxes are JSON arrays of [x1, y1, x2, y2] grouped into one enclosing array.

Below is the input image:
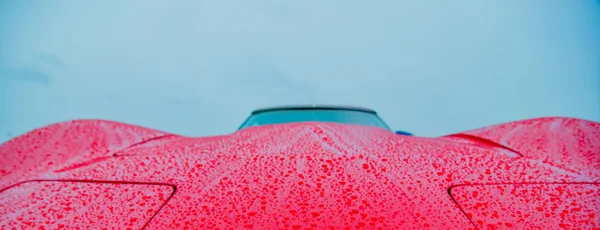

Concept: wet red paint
[[450, 183, 600, 229], [0, 181, 173, 229], [1, 117, 598, 229]]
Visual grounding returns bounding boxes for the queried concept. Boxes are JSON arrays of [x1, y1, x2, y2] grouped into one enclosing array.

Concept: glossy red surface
[[450, 183, 599, 229], [1, 117, 599, 229], [0, 181, 173, 229]]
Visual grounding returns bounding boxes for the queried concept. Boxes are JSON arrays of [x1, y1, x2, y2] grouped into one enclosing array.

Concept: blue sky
[[1, 0, 599, 143]]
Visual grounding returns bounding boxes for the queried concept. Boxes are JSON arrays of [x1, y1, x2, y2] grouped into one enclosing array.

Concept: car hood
[[1, 118, 598, 229]]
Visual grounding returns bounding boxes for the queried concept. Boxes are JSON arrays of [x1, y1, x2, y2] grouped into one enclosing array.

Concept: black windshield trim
[[252, 105, 377, 115]]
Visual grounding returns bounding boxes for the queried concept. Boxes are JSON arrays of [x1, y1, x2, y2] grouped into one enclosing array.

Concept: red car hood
[[1, 117, 599, 229]]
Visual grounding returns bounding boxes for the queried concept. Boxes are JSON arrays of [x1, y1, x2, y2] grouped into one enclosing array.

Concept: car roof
[[251, 105, 378, 115]]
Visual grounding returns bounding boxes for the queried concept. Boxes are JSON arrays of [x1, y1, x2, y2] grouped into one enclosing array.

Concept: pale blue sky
[[1, 0, 599, 143]]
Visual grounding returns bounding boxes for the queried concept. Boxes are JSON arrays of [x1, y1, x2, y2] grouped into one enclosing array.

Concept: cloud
[[0, 66, 53, 86], [0, 54, 64, 86], [35, 54, 65, 68]]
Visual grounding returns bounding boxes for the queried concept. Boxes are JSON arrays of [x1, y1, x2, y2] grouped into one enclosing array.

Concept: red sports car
[[1, 105, 599, 229]]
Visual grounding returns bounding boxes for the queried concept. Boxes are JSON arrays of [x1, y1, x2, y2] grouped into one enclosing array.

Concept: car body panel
[[0, 180, 174, 229], [459, 117, 600, 179], [450, 183, 600, 229], [0, 120, 171, 190], [1, 117, 598, 229]]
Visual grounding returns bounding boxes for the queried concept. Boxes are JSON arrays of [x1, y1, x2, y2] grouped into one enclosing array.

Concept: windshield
[[238, 109, 391, 130]]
